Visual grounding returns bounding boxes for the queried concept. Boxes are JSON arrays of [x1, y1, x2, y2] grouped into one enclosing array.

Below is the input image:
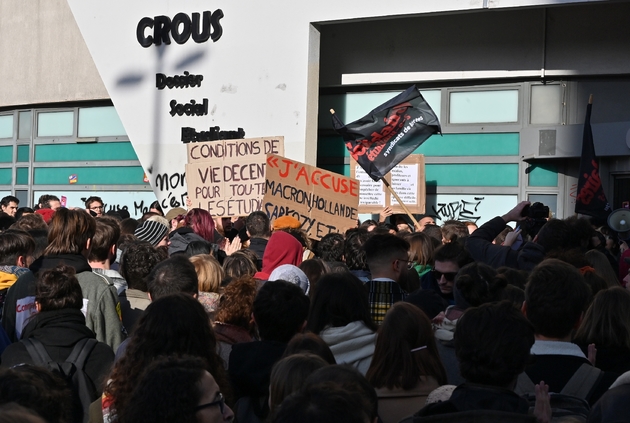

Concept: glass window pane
[[343, 90, 441, 123], [0, 115, 13, 138], [449, 90, 519, 124], [16, 168, 29, 185], [18, 111, 32, 139], [527, 194, 557, 218], [531, 85, 562, 124], [78, 106, 127, 137], [37, 111, 74, 137], [528, 164, 558, 187], [15, 190, 28, 206], [17, 145, 30, 162]]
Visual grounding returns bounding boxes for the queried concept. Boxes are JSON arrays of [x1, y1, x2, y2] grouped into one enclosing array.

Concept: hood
[[260, 231, 303, 276], [319, 321, 376, 364], [21, 309, 95, 347]]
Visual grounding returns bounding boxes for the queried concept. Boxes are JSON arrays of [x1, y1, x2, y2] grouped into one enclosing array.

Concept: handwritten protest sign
[[263, 154, 360, 240], [186, 137, 284, 217], [351, 154, 425, 214]]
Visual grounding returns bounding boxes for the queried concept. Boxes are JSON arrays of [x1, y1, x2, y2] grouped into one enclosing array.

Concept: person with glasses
[[419, 242, 472, 307], [118, 355, 234, 423], [363, 234, 413, 325], [85, 196, 105, 218]]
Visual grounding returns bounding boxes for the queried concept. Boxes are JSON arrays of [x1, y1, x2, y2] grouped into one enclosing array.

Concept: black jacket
[[405, 383, 534, 422], [0, 308, 114, 391], [466, 216, 545, 271]]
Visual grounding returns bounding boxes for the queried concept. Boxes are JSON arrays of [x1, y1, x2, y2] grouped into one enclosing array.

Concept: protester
[[403, 301, 537, 422], [268, 353, 329, 415], [363, 234, 411, 324], [366, 302, 446, 423], [213, 276, 258, 368], [574, 287, 630, 374], [2, 208, 124, 350], [253, 231, 303, 280], [99, 294, 229, 423], [117, 355, 234, 423], [229, 280, 309, 422], [190, 254, 223, 316], [307, 273, 377, 375], [1, 265, 114, 422], [118, 241, 164, 333]]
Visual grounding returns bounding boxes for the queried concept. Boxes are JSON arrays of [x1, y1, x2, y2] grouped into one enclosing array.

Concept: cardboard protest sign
[[263, 154, 360, 240], [186, 137, 284, 217], [351, 154, 426, 214]]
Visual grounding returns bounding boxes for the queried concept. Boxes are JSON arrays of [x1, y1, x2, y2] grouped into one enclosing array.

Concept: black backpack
[[22, 337, 99, 423], [515, 364, 602, 422]]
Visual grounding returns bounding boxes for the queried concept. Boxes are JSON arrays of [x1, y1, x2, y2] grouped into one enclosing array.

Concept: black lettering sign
[[137, 10, 223, 48]]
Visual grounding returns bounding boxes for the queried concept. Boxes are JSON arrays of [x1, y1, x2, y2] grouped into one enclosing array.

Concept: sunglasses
[[396, 258, 414, 270], [433, 270, 457, 282]]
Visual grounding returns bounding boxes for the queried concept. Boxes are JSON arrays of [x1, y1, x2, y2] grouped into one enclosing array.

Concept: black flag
[[575, 101, 611, 219], [332, 86, 441, 181]]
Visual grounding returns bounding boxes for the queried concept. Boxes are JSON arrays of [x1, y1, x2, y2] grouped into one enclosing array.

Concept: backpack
[[515, 363, 602, 422], [22, 337, 99, 423]]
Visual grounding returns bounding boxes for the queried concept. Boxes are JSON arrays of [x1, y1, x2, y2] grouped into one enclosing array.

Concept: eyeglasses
[[396, 258, 414, 270], [195, 392, 225, 414], [90, 206, 104, 211], [433, 270, 457, 282]]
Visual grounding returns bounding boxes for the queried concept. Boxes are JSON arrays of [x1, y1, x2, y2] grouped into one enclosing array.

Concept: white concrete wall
[[0, 0, 108, 107]]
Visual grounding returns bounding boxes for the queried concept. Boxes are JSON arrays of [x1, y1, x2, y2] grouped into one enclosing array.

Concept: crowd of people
[[0, 194, 629, 423]]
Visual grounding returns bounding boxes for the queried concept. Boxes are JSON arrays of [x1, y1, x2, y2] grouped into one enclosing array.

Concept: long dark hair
[[306, 273, 376, 334], [366, 302, 447, 389], [105, 294, 229, 419]]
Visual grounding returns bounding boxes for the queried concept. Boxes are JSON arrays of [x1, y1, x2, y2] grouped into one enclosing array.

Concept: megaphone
[[608, 208, 630, 240]]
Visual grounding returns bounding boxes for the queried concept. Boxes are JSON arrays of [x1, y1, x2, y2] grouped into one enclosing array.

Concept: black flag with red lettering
[[575, 102, 611, 219], [331, 86, 441, 181]]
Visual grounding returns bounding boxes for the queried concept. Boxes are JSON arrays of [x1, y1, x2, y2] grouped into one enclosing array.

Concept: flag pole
[[381, 178, 421, 229]]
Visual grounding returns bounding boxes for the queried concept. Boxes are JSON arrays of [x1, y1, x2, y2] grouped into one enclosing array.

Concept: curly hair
[[0, 365, 72, 423], [119, 241, 166, 291], [184, 208, 216, 243], [454, 262, 507, 308], [105, 294, 230, 419], [36, 265, 83, 311], [343, 229, 370, 271], [118, 356, 209, 423], [214, 276, 258, 330]]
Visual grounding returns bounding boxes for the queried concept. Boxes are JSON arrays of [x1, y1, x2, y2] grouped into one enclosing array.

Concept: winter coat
[[2, 254, 125, 350]]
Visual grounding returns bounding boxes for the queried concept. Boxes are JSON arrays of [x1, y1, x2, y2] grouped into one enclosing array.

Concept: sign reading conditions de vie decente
[[263, 154, 360, 240], [186, 137, 284, 217]]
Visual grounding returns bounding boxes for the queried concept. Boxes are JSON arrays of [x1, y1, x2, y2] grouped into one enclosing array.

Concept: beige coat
[[375, 376, 441, 423]]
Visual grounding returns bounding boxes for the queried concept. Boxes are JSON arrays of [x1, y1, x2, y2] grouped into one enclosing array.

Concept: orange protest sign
[[263, 154, 360, 240]]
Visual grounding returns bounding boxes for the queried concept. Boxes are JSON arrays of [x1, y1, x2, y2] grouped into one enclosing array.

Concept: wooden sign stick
[[381, 178, 420, 228]]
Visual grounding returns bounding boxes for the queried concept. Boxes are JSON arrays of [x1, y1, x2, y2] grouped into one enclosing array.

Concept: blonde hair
[[189, 254, 223, 293]]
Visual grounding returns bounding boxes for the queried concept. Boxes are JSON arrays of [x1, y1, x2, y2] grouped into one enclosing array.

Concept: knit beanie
[[134, 219, 169, 246]]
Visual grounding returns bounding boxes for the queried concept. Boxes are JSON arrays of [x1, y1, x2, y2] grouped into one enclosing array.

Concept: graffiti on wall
[[432, 197, 485, 223]]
